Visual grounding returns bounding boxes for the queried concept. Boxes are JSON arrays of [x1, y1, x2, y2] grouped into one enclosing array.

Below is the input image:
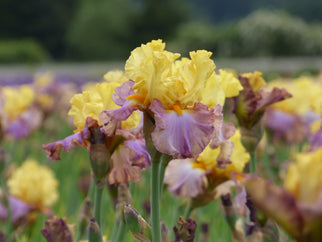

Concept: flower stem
[[183, 201, 193, 220], [151, 158, 162, 242], [91, 186, 103, 242], [115, 220, 127, 242], [250, 152, 256, 174], [159, 154, 171, 196]]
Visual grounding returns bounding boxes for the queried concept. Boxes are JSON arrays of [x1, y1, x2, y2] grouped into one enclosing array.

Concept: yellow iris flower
[[7, 159, 58, 208], [197, 129, 250, 176], [68, 72, 140, 131], [2, 85, 34, 121], [269, 76, 322, 115], [284, 147, 322, 203], [125, 39, 243, 111]]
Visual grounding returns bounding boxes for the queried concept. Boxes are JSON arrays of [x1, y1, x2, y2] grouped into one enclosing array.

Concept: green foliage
[[168, 21, 242, 57], [66, 0, 137, 60], [169, 10, 322, 57], [66, 0, 191, 61], [0, 39, 49, 64], [0, 0, 78, 58], [237, 10, 322, 56]]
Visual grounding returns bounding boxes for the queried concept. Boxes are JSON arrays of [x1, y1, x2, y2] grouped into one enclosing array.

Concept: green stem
[[262, 148, 275, 180], [183, 201, 193, 220], [151, 159, 162, 242], [110, 218, 118, 241], [115, 220, 127, 242], [250, 152, 256, 174], [159, 154, 171, 196], [91, 186, 103, 242]]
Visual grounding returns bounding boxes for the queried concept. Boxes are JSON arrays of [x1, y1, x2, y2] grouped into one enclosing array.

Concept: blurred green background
[[1, 0, 322, 63]]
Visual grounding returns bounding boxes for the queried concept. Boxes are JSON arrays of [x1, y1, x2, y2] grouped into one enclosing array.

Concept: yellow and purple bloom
[[43, 71, 150, 185], [164, 129, 250, 198], [265, 76, 322, 143], [100, 40, 243, 158], [244, 147, 322, 241], [233, 71, 292, 130], [7, 159, 58, 209], [0, 159, 59, 225], [0, 85, 42, 139]]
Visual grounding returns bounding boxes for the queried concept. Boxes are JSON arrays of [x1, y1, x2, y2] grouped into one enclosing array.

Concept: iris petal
[[150, 99, 218, 158]]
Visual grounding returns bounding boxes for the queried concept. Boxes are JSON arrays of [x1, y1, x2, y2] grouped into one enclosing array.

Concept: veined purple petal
[[211, 123, 235, 149], [257, 87, 292, 111], [233, 76, 258, 116], [42, 117, 98, 160], [112, 80, 135, 106], [99, 105, 138, 136], [150, 99, 217, 158], [164, 159, 207, 198], [210, 123, 236, 168]]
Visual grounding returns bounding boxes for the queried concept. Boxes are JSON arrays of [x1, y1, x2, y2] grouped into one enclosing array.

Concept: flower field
[[0, 40, 321, 242]]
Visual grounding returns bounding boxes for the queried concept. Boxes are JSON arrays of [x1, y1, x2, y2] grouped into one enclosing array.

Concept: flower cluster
[[265, 75, 322, 143]]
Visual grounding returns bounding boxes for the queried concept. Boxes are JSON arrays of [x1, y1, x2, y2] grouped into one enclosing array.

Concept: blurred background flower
[[7, 159, 58, 209]]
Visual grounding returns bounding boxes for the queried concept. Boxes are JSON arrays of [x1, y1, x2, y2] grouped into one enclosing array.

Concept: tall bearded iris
[[100, 39, 243, 158]]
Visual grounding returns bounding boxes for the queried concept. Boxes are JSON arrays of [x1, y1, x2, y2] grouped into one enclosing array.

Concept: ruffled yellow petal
[[68, 82, 120, 130], [197, 129, 250, 175], [103, 70, 128, 83], [177, 50, 216, 108], [199, 73, 226, 108], [125, 39, 180, 108], [7, 159, 58, 207], [218, 69, 243, 98], [269, 76, 322, 115], [284, 147, 322, 203]]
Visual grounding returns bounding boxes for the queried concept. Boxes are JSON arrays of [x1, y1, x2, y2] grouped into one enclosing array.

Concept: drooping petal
[[210, 123, 236, 168], [164, 159, 207, 198], [42, 117, 98, 160], [108, 145, 143, 185], [112, 80, 136, 106], [124, 139, 151, 169], [233, 75, 292, 129], [257, 87, 292, 111], [244, 175, 304, 239], [99, 105, 138, 136], [150, 99, 217, 158], [99, 81, 141, 136]]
